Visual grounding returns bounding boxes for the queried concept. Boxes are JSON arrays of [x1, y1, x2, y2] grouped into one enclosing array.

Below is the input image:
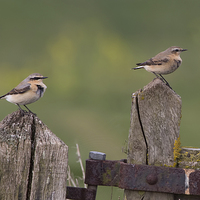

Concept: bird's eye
[[172, 49, 180, 53]]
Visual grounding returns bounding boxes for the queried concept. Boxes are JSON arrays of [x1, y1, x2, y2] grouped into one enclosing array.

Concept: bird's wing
[[15, 79, 30, 90], [0, 85, 31, 98], [136, 58, 169, 66], [7, 85, 30, 95]]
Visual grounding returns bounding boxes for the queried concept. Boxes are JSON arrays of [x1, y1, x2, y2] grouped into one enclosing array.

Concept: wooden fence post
[[0, 110, 68, 200], [124, 78, 182, 200]]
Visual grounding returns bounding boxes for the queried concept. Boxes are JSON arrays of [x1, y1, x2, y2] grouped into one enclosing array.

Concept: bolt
[[89, 151, 106, 160], [146, 174, 158, 185]]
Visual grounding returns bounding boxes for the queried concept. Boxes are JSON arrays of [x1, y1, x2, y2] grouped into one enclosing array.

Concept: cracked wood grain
[[125, 78, 182, 200], [0, 110, 68, 200]]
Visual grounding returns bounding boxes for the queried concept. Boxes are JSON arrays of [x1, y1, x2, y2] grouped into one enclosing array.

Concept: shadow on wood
[[0, 110, 68, 200]]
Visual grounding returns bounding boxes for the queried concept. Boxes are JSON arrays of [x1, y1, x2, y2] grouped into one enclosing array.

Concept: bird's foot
[[161, 79, 173, 90], [153, 77, 173, 90], [28, 110, 37, 116], [165, 82, 173, 90], [18, 109, 27, 116]]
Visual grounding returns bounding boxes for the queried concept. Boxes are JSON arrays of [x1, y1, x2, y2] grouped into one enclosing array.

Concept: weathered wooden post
[[125, 78, 182, 200], [0, 110, 68, 200], [69, 77, 200, 199]]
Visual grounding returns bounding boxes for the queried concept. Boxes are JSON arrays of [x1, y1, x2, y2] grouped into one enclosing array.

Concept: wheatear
[[0, 73, 47, 114], [133, 46, 187, 88]]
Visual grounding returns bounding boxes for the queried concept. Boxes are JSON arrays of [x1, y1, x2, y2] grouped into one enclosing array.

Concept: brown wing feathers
[[136, 58, 169, 66], [0, 86, 30, 99]]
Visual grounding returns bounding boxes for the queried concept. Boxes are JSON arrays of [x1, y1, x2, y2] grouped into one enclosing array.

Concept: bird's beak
[[42, 76, 48, 79], [181, 49, 187, 52]]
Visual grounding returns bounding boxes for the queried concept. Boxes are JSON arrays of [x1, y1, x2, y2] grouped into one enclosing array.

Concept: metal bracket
[[66, 186, 96, 200], [85, 159, 200, 196], [66, 151, 200, 199]]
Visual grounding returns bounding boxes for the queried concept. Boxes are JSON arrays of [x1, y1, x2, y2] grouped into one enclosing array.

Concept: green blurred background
[[0, 1, 199, 199]]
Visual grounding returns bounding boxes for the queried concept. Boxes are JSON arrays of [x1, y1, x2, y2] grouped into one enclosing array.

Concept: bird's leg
[[152, 72, 172, 89], [159, 74, 172, 89], [152, 72, 164, 81], [23, 105, 36, 116], [17, 104, 26, 115]]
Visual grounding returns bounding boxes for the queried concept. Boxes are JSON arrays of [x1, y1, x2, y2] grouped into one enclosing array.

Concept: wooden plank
[[127, 90, 147, 165], [0, 110, 68, 200], [0, 111, 32, 200], [125, 78, 182, 200], [29, 114, 68, 200]]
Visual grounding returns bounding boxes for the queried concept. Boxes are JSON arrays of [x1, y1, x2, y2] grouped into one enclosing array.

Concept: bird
[[132, 46, 187, 88], [0, 73, 47, 115]]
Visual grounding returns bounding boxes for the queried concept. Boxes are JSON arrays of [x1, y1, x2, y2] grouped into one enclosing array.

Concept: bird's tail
[[131, 66, 144, 70], [0, 94, 6, 99]]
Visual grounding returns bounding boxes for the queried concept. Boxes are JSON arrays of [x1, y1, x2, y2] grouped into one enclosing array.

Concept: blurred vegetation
[[0, 1, 200, 199]]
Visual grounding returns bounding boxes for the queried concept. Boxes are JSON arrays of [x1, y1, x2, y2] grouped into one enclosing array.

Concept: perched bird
[[132, 46, 187, 88], [0, 73, 47, 115]]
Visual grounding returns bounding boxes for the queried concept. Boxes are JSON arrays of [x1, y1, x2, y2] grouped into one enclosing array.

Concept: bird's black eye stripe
[[30, 77, 42, 80]]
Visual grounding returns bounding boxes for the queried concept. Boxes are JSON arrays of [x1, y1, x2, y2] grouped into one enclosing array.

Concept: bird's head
[[170, 46, 187, 55], [28, 73, 48, 83]]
